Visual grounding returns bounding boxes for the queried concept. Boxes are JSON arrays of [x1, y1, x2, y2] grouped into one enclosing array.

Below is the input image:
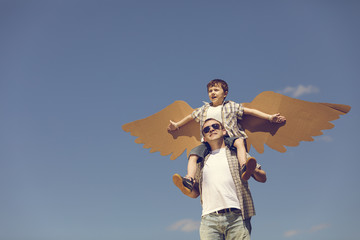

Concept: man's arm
[[167, 114, 194, 131], [243, 107, 286, 123]]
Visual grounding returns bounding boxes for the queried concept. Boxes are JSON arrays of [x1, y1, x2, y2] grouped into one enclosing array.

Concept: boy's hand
[[269, 113, 286, 123], [167, 120, 179, 131]]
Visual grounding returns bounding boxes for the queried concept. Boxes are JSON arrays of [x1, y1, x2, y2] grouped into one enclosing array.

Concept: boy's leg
[[173, 174, 198, 198], [228, 137, 257, 181], [182, 154, 198, 193], [225, 137, 247, 167], [241, 154, 257, 181], [173, 143, 209, 197], [186, 155, 198, 180]]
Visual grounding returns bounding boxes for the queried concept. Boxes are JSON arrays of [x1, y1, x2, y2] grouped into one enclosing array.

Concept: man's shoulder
[[223, 145, 237, 155]]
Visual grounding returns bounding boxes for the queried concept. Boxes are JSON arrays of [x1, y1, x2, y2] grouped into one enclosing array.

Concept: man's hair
[[207, 79, 229, 93]]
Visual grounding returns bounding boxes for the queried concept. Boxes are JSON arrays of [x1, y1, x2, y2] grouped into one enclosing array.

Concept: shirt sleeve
[[191, 106, 203, 122], [235, 102, 244, 120]]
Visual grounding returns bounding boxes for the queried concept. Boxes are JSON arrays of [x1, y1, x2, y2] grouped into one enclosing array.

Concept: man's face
[[208, 84, 227, 106], [202, 119, 226, 142]]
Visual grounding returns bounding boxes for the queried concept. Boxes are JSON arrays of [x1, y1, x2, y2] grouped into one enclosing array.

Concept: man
[[168, 79, 282, 193], [190, 118, 266, 240]]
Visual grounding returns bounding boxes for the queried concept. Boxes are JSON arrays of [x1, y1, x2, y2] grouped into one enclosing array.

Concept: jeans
[[200, 211, 251, 240]]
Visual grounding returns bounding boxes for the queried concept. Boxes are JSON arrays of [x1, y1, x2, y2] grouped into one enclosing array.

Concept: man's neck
[[208, 140, 225, 152]]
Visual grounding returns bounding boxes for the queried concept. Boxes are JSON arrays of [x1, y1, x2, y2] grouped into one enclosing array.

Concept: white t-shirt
[[206, 105, 222, 123], [201, 148, 241, 216]]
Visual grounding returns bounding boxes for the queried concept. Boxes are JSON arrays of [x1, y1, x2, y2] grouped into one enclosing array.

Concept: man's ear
[[202, 134, 208, 143]]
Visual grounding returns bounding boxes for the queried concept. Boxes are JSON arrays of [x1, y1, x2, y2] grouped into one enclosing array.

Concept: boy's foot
[[241, 157, 257, 181], [172, 174, 194, 197], [183, 176, 194, 192]]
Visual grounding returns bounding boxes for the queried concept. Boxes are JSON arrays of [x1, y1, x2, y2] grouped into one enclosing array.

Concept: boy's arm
[[167, 114, 194, 131], [243, 107, 286, 123]]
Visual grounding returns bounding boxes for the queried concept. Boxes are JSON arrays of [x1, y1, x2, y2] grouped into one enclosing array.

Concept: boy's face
[[208, 84, 227, 106]]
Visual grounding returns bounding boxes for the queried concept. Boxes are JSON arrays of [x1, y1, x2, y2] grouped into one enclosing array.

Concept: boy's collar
[[203, 100, 229, 106]]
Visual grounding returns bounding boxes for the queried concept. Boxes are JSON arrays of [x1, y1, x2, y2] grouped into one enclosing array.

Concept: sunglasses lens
[[203, 126, 210, 133], [212, 124, 220, 130], [203, 123, 221, 134]]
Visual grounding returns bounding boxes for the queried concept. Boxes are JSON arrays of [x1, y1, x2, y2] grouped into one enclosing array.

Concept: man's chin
[[208, 134, 222, 140]]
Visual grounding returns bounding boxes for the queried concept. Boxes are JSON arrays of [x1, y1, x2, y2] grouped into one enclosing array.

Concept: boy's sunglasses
[[202, 123, 221, 134]]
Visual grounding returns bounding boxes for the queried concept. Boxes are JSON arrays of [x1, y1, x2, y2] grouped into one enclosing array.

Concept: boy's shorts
[[189, 136, 251, 162]]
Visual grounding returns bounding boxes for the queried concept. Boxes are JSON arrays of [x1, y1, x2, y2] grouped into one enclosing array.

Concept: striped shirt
[[191, 101, 248, 141], [195, 146, 256, 219]]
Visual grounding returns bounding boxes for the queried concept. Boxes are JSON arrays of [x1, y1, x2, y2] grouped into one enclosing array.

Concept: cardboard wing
[[241, 91, 351, 153], [122, 101, 200, 160], [122, 91, 351, 160]]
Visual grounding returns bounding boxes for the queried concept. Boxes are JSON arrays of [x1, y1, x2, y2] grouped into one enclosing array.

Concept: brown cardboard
[[241, 91, 351, 153], [122, 101, 200, 160], [122, 91, 351, 160]]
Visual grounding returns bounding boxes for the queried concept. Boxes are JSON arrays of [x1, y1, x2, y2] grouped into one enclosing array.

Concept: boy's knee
[[233, 138, 243, 147], [189, 154, 199, 160]]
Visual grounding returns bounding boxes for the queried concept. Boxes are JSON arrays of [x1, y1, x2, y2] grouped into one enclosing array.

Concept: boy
[[168, 79, 285, 193]]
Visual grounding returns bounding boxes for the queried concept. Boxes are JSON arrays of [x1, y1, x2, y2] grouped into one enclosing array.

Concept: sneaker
[[241, 157, 257, 181], [183, 176, 194, 192], [172, 174, 193, 196]]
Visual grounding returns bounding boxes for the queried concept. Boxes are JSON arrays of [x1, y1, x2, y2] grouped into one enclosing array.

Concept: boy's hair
[[207, 79, 229, 93]]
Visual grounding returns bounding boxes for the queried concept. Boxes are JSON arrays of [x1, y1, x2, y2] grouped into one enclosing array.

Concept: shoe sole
[[241, 157, 257, 181], [173, 174, 192, 197]]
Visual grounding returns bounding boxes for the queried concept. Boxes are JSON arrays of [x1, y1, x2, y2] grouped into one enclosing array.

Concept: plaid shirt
[[191, 101, 248, 141], [194, 146, 256, 220]]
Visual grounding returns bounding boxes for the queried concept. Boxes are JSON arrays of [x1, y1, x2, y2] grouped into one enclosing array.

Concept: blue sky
[[1, 1, 359, 240]]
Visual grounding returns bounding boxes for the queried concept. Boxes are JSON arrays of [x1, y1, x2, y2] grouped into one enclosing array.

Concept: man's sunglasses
[[202, 123, 221, 134]]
